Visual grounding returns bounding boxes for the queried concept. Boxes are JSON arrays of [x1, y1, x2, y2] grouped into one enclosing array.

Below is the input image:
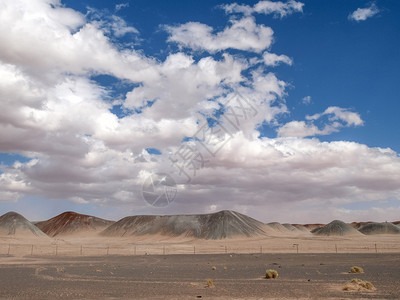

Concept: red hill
[[35, 211, 114, 237]]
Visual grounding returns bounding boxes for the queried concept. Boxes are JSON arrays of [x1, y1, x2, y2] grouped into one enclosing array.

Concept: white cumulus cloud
[[221, 0, 304, 18], [165, 17, 274, 53], [263, 52, 293, 66], [278, 106, 364, 138], [349, 3, 379, 22]]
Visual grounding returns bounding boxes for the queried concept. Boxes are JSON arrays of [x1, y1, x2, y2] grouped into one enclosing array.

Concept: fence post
[[7, 244, 10, 255], [335, 244, 337, 253], [163, 245, 165, 255], [375, 243, 378, 254], [80, 245, 83, 255], [55, 245, 58, 256], [194, 246, 196, 255], [134, 246, 136, 255], [225, 246, 227, 254], [293, 243, 299, 254], [260, 246, 263, 254], [31, 245, 34, 256], [107, 246, 109, 255]]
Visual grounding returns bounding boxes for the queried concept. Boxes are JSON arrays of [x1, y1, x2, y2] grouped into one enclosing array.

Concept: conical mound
[[101, 210, 267, 239], [312, 220, 363, 236], [0, 211, 46, 237], [35, 211, 115, 237], [358, 222, 400, 235]]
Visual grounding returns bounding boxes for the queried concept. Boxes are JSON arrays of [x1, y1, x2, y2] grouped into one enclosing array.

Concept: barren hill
[[101, 210, 267, 239], [0, 211, 46, 237], [358, 222, 400, 235], [312, 220, 363, 236], [35, 211, 115, 237], [302, 223, 325, 231]]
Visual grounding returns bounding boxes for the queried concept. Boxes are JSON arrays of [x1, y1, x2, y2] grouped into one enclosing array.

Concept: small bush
[[211, 266, 216, 270], [343, 278, 375, 291], [349, 266, 364, 273], [205, 278, 215, 288], [265, 269, 279, 279]]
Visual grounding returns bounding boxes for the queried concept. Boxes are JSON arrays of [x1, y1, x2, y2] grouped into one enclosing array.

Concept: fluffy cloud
[[278, 106, 364, 137], [221, 0, 304, 18], [0, 0, 156, 83], [263, 52, 293, 66], [306, 106, 364, 127], [277, 121, 324, 137], [165, 17, 273, 53], [169, 134, 400, 222], [2, 130, 400, 223], [124, 53, 248, 120], [349, 3, 379, 22]]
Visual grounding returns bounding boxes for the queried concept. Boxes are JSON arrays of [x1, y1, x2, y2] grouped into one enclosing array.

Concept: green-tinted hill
[[312, 220, 363, 236], [358, 222, 400, 235], [0, 211, 46, 237]]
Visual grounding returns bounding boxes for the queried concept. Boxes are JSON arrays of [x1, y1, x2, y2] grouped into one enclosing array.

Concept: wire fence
[[1, 242, 400, 257]]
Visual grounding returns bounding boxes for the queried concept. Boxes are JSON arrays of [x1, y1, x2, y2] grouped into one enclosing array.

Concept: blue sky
[[0, 0, 399, 223]]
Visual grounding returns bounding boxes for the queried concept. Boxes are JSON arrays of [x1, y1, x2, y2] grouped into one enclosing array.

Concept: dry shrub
[[343, 278, 375, 291], [205, 278, 215, 288], [349, 266, 364, 273], [265, 269, 279, 279], [211, 266, 216, 270]]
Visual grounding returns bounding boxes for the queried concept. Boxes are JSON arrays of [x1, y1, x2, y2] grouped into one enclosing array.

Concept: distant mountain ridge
[[2, 210, 400, 239]]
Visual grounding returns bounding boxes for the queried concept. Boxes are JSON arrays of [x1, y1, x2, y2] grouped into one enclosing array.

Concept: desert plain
[[0, 210, 399, 299]]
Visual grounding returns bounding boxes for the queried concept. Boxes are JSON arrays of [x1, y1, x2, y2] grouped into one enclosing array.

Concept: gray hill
[[312, 220, 363, 236], [0, 211, 46, 237], [358, 222, 400, 235], [294, 225, 311, 233], [282, 223, 298, 231], [35, 211, 115, 237], [101, 210, 267, 239]]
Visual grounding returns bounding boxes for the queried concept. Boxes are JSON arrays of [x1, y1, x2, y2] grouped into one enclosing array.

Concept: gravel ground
[[0, 253, 399, 299]]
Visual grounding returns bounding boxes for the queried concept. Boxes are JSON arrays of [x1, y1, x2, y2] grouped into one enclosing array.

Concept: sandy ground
[[0, 253, 399, 299], [1, 234, 399, 299]]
